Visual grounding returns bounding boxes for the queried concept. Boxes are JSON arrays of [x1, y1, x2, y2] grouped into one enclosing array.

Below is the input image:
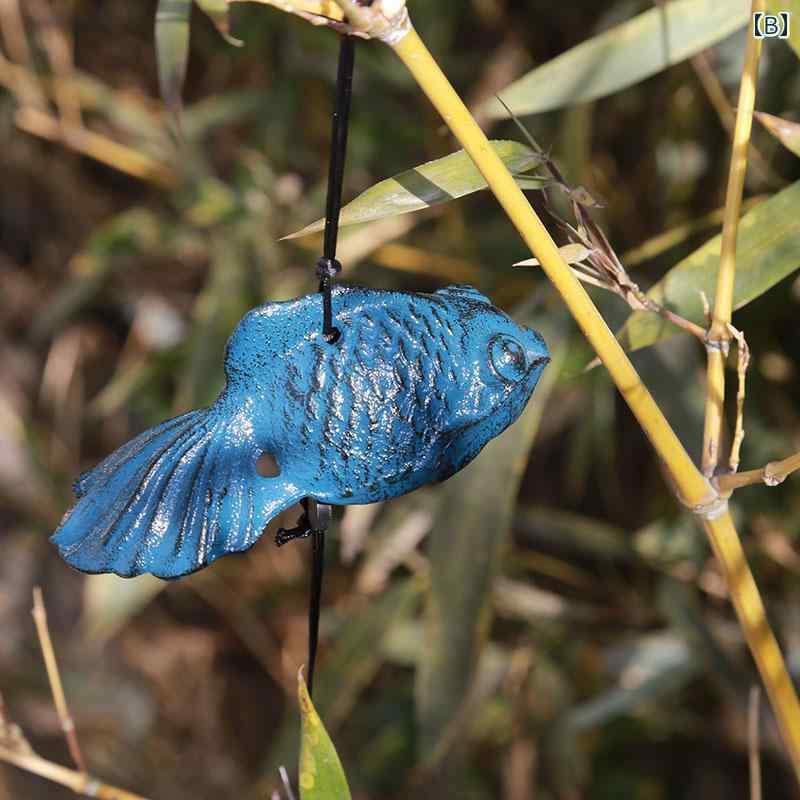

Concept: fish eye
[[488, 334, 528, 384]]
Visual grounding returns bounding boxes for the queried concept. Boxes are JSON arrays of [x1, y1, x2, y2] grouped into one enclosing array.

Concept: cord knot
[[316, 257, 342, 280]]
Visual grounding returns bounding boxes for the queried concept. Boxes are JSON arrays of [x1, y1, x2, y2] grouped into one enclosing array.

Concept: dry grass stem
[[0, 590, 151, 798], [728, 325, 751, 473], [750, 686, 762, 800], [0, 12, 172, 189], [31, 586, 87, 774], [0, 692, 34, 757], [0, 0, 47, 106], [511, 120, 708, 344], [0, 744, 150, 800], [15, 107, 176, 188], [27, 0, 82, 128]]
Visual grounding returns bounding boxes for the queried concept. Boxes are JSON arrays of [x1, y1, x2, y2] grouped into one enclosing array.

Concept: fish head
[[434, 286, 550, 435]]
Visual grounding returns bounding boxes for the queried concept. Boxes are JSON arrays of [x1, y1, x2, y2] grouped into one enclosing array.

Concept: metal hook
[[275, 497, 332, 546]]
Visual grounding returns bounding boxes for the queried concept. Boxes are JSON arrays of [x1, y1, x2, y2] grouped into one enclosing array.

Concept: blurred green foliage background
[[2, 1, 800, 798]]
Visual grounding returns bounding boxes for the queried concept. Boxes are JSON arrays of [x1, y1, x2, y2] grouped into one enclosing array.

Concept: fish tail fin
[[52, 406, 302, 578]]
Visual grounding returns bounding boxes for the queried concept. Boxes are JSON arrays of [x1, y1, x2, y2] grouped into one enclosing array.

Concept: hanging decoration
[[51, 25, 549, 698], [51, 281, 549, 577]]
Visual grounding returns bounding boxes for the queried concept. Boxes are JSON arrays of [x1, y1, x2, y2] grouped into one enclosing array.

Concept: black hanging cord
[[316, 34, 356, 345], [306, 34, 356, 699], [307, 523, 326, 695]]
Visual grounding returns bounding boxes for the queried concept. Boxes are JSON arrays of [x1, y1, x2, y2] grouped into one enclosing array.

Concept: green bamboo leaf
[[755, 111, 800, 158], [298, 672, 352, 800], [617, 181, 800, 353], [155, 0, 191, 117], [483, 0, 750, 118], [284, 140, 544, 239], [766, 0, 800, 58], [194, 0, 243, 45]]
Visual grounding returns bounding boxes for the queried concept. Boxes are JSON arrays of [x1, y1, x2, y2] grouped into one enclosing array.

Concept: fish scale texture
[[52, 285, 549, 578]]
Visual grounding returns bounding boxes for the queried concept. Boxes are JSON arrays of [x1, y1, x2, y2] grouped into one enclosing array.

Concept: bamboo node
[[332, 0, 410, 42], [763, 465, 785, 487], [691, 493, 729, 521], [704, 335, 730, 356]]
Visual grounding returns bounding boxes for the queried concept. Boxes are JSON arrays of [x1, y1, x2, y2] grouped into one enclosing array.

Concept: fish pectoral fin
[[52, 407, 303, 579], [435, 400, 488, 435]]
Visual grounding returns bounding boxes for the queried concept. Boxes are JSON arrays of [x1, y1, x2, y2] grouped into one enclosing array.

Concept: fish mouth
[[521, 326, 550, 375]]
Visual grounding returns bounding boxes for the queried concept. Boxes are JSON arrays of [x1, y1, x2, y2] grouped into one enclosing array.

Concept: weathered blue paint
[[52, 285, 549, 579]]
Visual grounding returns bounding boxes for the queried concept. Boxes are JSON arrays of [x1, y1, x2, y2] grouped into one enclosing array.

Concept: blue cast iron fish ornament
[[52, 285, 549, 579]]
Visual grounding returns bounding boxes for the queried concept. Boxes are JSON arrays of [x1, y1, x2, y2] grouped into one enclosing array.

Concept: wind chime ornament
[[52, 279, 550, 576], [50, 31, 550, 690]]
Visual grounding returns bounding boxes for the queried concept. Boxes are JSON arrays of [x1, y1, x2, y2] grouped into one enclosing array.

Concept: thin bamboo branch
[[378, 12, 800, 784], [0, 745, 150, 800], [701, 0, 763, 476], [717, 451, 800, 493], [31, 587, 87, 774]]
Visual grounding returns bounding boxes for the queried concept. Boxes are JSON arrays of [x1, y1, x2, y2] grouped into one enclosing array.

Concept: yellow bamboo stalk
[[701, 0, 764, 476], [385, 19, 800, 782], [392, 27, 710, 507], [704, 512, 800, 774]]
